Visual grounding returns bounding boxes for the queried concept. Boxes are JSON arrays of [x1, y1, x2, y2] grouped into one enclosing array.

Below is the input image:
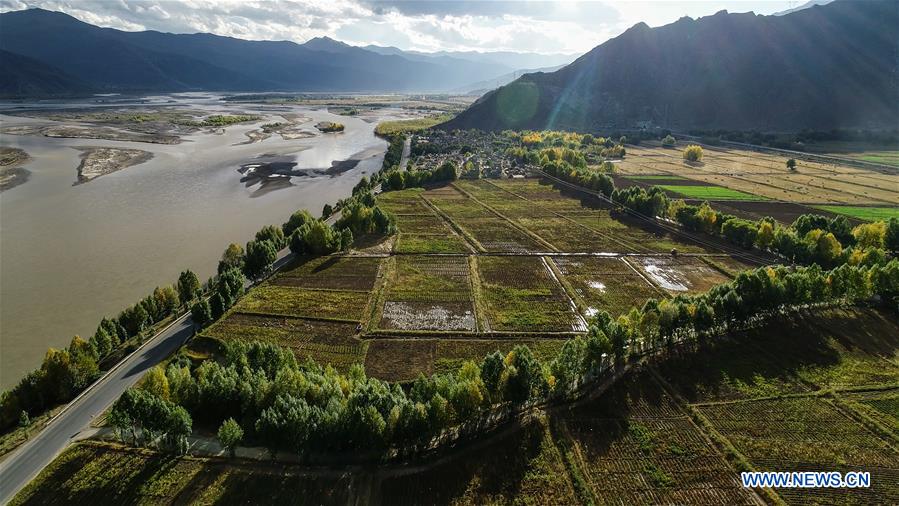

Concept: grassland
[[813, 205, 899, 221], [658, 184, 767, 201]]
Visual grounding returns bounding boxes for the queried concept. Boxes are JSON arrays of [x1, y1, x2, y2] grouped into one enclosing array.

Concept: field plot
[[711, 200, 833, 225], [566, 211, 709, 254], [424, 185, 544, 252], [433, 339, 566, 375], [841, 389, 899, 436], [561, 370, 760, 505], [11, 442, 353, 506], [478, 256, 585, 332], [364, 339, 437, 382], [552, 256, 661, 317], [699, 397, 899, 505], [379, 189, 472, 253], [379, 256, 475, 331], [204, 313, 358, 348], [379, 417, 580, 505], [630, 256, 731, 293], [233, 284, 370, 321], [620, 145, 899, 206], [657, 184, 767, 201], [275, 256, 380, 290], [813, 205, 899, 222]]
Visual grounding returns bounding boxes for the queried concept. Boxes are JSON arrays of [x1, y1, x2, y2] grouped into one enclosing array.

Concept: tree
[[243, 240, 278, 279], [886, 218, 899, 253], [153, 285, 180, 317], [786, 158, 797, 171], [683, 144, 703, 162], [852, 221, 887, 249], [321, 204, 333, 219], [142, 365, 170, 400], [191, 299, 212, 327], [661, 134, 676, 147], [177, 270, 201, 306], [339, 228, 353, 251], [217, 418, 244, 458], [218, 243, 245, 274], [283, 210, 314, 237], [255, 225, 286, 250]]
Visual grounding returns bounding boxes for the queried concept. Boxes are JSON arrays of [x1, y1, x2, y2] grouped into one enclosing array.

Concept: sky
[[0, 0, 799, 55]]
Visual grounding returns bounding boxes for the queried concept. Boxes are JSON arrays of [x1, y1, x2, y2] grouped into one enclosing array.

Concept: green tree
[[786, 158, 797, 171], [661, 134, 676, 147], [283, 210, 314, 236], [243, 240, 278, 279], [218, 243, 245, 274], [321, 204, 333, 219], [255, 225, 287, 250], [217, 417, 244, 457], [177, 270, 201, 306], [191, 299, 212, 327]]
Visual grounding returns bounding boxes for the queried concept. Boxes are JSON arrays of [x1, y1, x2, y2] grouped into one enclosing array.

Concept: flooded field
[[0, 94, 402, 388]]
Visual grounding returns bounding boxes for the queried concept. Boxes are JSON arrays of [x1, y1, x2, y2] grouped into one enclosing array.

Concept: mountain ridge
[[441, 0, 899, 132]]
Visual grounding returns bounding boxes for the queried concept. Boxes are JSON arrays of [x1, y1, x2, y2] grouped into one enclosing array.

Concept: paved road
[[0, 250, 294, 504]]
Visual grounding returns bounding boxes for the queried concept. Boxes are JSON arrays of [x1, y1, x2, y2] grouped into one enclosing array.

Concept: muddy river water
[[0, 94, 397, 388]]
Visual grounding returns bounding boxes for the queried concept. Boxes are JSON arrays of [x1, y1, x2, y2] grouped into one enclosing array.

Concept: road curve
[[0, 250, 294, 504]]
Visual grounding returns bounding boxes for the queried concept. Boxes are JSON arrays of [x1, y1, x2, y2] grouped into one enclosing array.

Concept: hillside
[[442, 0, 899, 132], [0, 9, 560, 95], [0, 50, 93, 97]]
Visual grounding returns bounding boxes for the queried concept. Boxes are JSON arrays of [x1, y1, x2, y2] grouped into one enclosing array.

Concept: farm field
[[813, 205, 899, 222], [657, 184, 767, 201], [11, 442, 353, 506], [380, 416, 580, 505], [380, 188, 472, 253], [551, 256, 663, 317], [477, 256, 586, 332], [654, 307, 899, 504], [618, 144, 899, 206], [559, 370, 763, 505], [630, 256, 733, 294], [698, 398, 899, 505], [377, 255, 475, 331], [201, 255, 383, 370]]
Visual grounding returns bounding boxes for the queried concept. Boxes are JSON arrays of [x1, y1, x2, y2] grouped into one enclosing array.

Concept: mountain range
[[0, 8, 574, 97], [442, 0, 899, 132]]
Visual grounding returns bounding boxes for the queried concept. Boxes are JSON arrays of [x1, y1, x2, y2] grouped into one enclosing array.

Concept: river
[[0, 94, 397, 389]]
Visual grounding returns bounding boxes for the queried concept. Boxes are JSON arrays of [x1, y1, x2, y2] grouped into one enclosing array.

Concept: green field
[[814, 205, 899, 221], [659, 185, 768, 201]]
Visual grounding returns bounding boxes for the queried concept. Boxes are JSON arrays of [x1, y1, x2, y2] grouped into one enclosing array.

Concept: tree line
[[0, 268, 203, 431], [110, 256, 898, 458]]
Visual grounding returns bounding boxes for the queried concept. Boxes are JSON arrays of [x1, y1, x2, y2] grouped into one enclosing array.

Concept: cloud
[[0, 0, 795, 55]]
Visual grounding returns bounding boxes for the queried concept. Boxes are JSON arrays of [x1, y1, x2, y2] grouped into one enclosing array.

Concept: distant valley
[[0, 8, 574, 97]]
